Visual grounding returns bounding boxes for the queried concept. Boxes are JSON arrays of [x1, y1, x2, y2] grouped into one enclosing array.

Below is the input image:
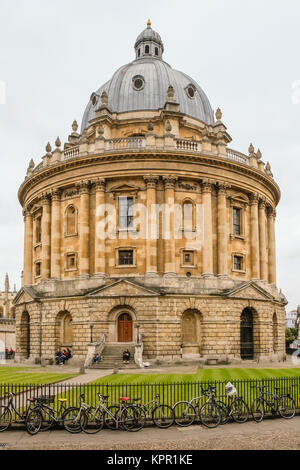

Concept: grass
[[0, 366, 76, 386], [91, 368, 300, 385]]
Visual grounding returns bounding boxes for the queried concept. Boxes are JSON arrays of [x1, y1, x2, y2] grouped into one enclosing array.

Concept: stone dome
[[81, 22, 215, 132]]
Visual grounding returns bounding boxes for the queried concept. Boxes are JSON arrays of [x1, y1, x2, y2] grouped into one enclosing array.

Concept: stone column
[[267, 207, 277, 285], [50, 189, 62, 279], [144, 175, 159, 275], [259, 197, 268, 282], [94, 178, 106, 277], [249, 193, 260, 280], [41, 193, 51, 279], [202, 180, 213, 276], [163, 175, 177, 275], [23, 207, 33, 286], [78, 180, 90, 277], [217, 182, 229, 277]]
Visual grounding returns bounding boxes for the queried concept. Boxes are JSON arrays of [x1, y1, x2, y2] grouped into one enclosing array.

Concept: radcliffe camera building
[[14, 22, 287, 365]]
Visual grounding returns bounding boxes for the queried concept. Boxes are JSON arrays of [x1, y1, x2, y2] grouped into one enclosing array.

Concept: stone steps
[[89, 342, 139, 369]]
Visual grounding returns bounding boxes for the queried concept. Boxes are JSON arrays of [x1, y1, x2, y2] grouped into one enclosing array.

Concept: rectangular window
[[35, 262, 41, 277], [233, 208, 241, 235], [233, 255, 243, 271], [66, 254, 77, 270], [36, 216, 42, 244], [182, 250, 195, 266], [118, 250, 134, 266], [119, 197, 134, 229]]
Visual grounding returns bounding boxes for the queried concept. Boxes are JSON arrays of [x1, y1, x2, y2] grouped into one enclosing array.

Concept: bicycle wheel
[[26, 409, 43, 435], [152, 405, 175, 429], [251, 398, 264, 423], [39, 407, 54, 431], [105, 405, 121, 430], [215, 400, 229, 425], [278, 396, 296, 419], [81, 408, 104, 434], [173, 401, 197, 427], [199, 403, 221, 429], [231, 398, 249, 424], [62, 407, 84, 434], [121, 405, 146, 432], [0, 406, 12, 432]]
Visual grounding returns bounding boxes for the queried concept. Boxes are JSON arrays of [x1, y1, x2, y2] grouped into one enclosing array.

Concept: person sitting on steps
[[122, 349, 130, 364]]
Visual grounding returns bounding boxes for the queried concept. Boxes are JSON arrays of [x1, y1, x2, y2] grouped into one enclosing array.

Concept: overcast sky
[[0, 0, 299, 310]]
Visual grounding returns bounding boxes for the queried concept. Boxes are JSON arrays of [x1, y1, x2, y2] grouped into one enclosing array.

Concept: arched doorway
[[118, 313, 133, 342], [20, 311, 30, 359], [240, 308, 254, 360]]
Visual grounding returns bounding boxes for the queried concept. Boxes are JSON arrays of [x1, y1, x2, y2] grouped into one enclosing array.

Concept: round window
[[186, 85, 196, 99], [132, 75, 145, 91]]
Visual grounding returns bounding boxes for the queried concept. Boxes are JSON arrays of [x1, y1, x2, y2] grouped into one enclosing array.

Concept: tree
[[286, 327, 297, 349]]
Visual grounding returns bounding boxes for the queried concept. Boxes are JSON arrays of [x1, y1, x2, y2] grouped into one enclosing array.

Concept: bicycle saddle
[[132, 397, 142, 402], [120, 397, 130, 402]]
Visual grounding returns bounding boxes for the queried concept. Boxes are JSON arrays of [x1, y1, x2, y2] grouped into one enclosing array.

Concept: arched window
[[155, 47, 159, 56], [240, 308, 254, 360], [0, 307, 3, 318], [273, 313, 278, 353], [145, 45, 150, 54], [66, 205, 77, 236]]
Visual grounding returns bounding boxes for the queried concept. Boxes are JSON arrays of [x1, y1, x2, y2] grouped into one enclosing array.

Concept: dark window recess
[[35, 262, 41, 277], [233, 207, 241, 235], [138, 48, 141, 57], [155, 47, 159, 56], [119, 250, 134, 266], [36, 217, 42, 243], [145, 45, 150, 54], [233, 256, 243, 271], [119, 197, 134, 229]]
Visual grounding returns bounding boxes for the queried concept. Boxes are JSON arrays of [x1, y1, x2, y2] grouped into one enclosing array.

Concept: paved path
[[1, 417, 300, 450]]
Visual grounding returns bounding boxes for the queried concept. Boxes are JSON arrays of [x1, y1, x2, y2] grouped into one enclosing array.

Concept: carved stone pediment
[[226, 282, 274, 301], [89, 279, 158, 297], [14, 287, 37, 305]]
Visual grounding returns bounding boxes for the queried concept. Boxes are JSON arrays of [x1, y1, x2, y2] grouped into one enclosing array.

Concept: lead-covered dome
[[81, 22, 214, 132]]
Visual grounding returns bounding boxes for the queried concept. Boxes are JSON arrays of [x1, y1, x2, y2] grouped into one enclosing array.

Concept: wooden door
[[118, 313, 133, 342]]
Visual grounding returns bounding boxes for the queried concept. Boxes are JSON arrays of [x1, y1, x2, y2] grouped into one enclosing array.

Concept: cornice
[[18, 150, 281, 207]]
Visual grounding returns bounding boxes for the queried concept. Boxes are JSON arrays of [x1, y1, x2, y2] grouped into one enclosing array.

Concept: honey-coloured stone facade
[[14, 22, 287, 365]]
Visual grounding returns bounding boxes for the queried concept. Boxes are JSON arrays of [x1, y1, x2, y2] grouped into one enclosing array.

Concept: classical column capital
[[144, 175, 159, 189], [201, 179, 214, 193], [76, 180, 90, 194], [258, 196, 267, 209], [216, 181, 230, 195], [249, 192, 259, 205], [51, 188, 62, 202], [23, 205, 33, 218], [94, 178, 106, 192], [267, 206, 276, 219], [163, 175, 178, 190], [40, 192, 51, 205]]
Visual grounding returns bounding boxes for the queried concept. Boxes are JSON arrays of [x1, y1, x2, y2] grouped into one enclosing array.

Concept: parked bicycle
[[251, 385, 296, 422], [26, 395, 81, 435], [128, 393, 175, 429], [0, 392, 33, 432]]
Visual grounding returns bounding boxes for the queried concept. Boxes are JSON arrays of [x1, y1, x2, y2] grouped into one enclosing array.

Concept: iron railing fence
[[1, 376, 300, 423]]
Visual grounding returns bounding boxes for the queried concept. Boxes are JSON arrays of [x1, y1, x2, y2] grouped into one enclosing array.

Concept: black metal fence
[[1, 376, 300, 423]]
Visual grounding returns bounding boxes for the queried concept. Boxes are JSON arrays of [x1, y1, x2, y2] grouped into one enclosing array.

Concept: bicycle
[[63, 394, 143, 434], [128, 394, 175, 429], [198, 386, 222, 428], [215, 394, 249, 424], [173, 392, 207, 427], [251, 385, 296, 422], [0, 392, 34, 432], [26, 395, 81, 435]]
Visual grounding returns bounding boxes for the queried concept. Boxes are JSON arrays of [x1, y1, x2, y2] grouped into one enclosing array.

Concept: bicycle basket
[[38, 395, 56, 403]]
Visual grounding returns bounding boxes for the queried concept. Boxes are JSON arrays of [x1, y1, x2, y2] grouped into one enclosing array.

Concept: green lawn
[[0, 366, 76, 386], [91, 368, 300, 385]]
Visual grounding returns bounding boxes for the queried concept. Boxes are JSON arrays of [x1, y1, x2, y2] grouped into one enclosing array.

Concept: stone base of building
[[13, 276, 287, 366]]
